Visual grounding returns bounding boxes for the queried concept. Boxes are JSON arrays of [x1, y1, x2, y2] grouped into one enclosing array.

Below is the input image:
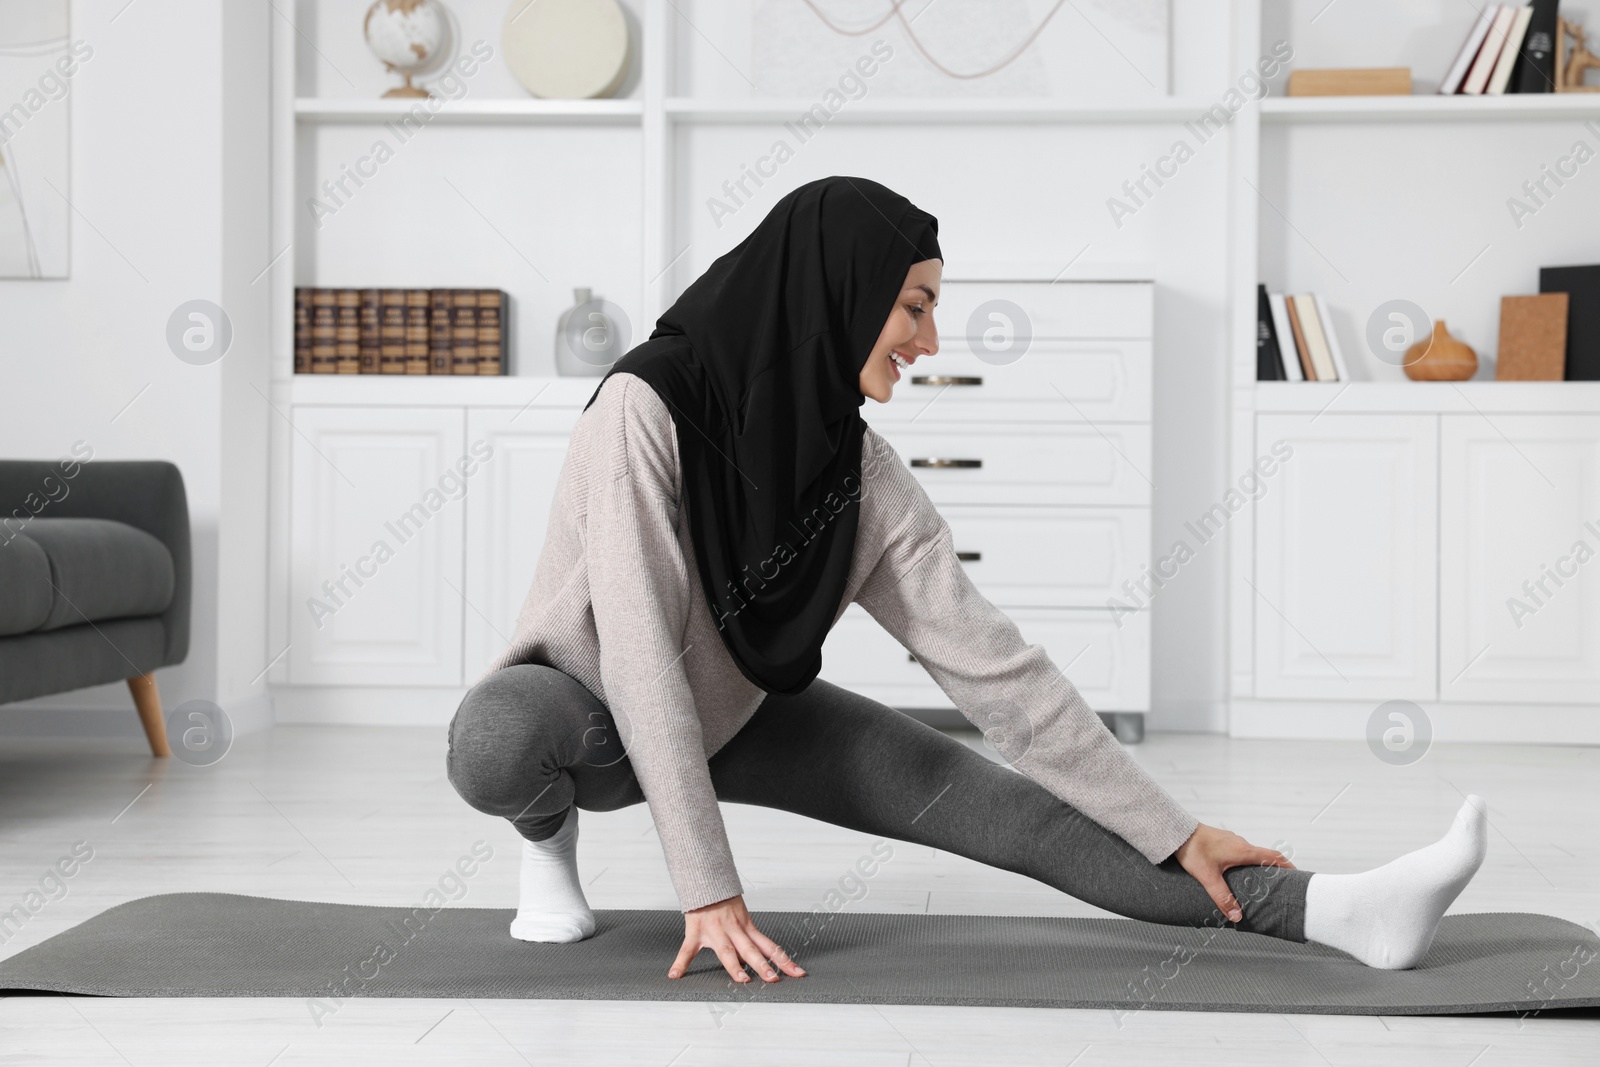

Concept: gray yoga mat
[[3, 893, 1597, 1015]]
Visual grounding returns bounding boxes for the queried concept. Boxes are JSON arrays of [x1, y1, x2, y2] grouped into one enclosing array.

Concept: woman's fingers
[[729, 927, 780, 983], [1254, 846, 1295, 869], [668, 936, 698, 980], [747, 925, 806, 977], [713, 940, 751, 984], [1200, 869, 1243, 923]]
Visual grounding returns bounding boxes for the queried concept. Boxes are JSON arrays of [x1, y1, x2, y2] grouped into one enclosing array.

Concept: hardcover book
[[477, 289, 506, 376], [310, 289, 338, 374], [1256, 284, 1284, 381], [1513, 0, 1561, 92], [1540, 265, 1600, 380], [429, 289, 453, 374], [1268, 292, 1303, 381], [294, 288, 312, 374], [405, 289, 430, 375], [451, 290, 480, 375], [1285, 295, 1318, 381], [335, 289, 361, 375], [359, 289, 381, 374], [379, 290, 407, 374]]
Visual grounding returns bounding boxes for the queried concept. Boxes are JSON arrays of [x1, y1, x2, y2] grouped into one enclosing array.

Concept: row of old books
[[294, 288, 509, 375], [1255, 285, 1349, 382]]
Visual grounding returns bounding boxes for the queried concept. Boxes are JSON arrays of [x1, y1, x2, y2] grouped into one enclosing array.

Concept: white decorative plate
[[502, 0, 630, 99]]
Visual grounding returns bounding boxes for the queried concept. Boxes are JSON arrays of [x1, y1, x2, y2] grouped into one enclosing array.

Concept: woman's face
[[859, 258, 941, 403]]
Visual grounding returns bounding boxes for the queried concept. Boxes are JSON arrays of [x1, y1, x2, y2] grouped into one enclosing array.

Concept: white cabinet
[[287, 406, 466, 686], [1440, 415, 1600, 703], [1253, 413, 1438, 701], [462, 407, 582, 681]]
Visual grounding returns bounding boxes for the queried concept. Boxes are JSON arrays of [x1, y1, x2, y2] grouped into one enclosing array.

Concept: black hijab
[[584, 175, 941, 695]]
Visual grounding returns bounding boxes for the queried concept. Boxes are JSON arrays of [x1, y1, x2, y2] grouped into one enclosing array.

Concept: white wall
[[0, 0, 272, 738]]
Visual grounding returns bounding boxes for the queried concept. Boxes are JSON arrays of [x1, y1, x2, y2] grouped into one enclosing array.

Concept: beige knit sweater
[[479, 372, 1198, 911]]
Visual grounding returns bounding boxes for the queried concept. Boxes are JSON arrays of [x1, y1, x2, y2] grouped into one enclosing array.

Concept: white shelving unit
[[264, 0, 1201, 724], [1228, 1, 1600, 742], [266, 0, 1600, 737]]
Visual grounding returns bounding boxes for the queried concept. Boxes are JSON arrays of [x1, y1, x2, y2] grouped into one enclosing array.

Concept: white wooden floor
[[2, 724, 1596, 1065]]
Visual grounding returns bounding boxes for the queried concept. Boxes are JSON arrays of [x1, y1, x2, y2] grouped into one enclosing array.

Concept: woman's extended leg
[[447, 665, 1303, 939], [710, 678, 1312, 942]]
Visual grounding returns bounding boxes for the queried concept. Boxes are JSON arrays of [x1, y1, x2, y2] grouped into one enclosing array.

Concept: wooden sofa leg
[[127, 673, 171, 757]]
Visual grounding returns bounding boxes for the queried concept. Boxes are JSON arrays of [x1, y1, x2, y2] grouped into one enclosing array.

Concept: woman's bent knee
[[446, 663, 593, 816]]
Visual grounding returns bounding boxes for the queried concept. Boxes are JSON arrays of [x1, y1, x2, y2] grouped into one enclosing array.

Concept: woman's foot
[[1303, 795, 1488, 969], [509, 806, 597, 943]]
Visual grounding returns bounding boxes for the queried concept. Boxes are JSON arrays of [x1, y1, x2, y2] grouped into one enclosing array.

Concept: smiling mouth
[[890, 352, 911, 372]]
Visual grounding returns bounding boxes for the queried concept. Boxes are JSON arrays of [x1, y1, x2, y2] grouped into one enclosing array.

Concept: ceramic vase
[[1403, 320, 1478, 381]]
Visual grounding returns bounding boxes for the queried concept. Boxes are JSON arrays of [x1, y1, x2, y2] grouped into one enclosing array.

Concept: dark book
[[379, 290, 407, 374], [1540, 264, 1600, 380], [310, 289, 338, 374], [405, 289, 430, 375], [1512, 0, 1560, 93], [293, 288, 312, 374], [451, 290, 480, 375], [359, 289, 381, 374], [428, 289, 452, 374], [1256, 283, 1285, 381], [476, 289, 506, 375]]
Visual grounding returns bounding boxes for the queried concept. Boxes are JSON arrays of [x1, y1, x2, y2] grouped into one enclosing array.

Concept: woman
[[447, 176, 1488, 985]]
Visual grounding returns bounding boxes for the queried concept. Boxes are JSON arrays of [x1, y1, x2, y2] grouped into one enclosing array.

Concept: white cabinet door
[[1441, 414, 1600, 703], [462, 406, 582, 682], [288, 406, 466, 685], [1254, 414, 1438, 701]]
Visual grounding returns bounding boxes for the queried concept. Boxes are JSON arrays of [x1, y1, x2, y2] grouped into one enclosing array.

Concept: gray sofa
[[0, 460, 190, 755]]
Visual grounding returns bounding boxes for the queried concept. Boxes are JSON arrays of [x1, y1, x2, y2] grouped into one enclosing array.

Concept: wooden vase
[[1403, 320, 1478, 381]]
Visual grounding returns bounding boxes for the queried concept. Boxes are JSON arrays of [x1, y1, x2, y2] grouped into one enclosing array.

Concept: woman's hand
[[668, 895, 807, 984], [1173, 823, 1295, 924]]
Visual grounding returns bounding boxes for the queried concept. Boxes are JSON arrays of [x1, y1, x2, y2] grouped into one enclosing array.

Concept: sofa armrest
[[0, 458, 191, 667]]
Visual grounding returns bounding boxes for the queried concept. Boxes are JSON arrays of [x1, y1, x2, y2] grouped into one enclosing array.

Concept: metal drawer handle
[[910, 374, 983, 386], [909, 457, 982, 469], [956, 551, 981, 562]]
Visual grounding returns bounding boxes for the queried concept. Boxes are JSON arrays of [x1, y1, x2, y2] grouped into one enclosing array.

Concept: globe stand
[[381, 69, 430, 99]]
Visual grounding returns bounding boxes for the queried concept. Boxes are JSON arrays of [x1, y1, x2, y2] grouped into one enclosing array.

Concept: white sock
[[509, 806, 596, 944], [1303, 794, 1489, 969]]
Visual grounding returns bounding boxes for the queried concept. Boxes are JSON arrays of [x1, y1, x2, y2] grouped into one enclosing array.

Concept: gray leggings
[[446, 664, 1310, 943]]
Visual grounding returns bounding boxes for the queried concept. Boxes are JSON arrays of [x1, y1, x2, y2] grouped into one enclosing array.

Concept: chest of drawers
[[819, 277, 1154, 732]]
